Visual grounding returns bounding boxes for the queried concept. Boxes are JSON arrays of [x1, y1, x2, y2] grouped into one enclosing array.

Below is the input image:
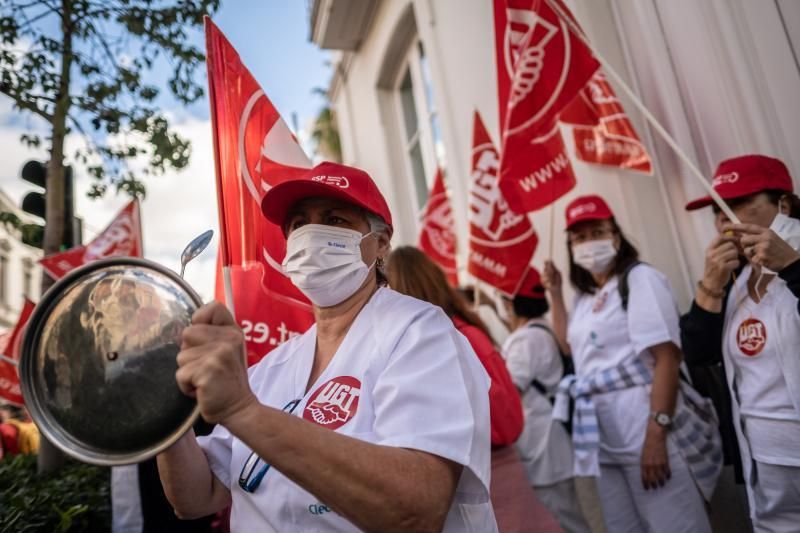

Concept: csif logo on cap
[[712, 172, 739, 188], [569, 202, 597, 220], [311, 175, 350, 189]]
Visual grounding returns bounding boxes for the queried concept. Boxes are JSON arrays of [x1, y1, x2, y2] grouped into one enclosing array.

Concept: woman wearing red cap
[[680, 154, 800, 531], [386, 245, 563, 533], [157, 162, 497, 532], [542, 194, 720, 533]]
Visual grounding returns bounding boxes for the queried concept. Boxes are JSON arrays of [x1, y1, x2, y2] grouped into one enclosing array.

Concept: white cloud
[[0, 101, 219, 300]]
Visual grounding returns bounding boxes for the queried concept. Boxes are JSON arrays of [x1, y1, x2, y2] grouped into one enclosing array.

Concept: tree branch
[[0, 86, 53, 122]]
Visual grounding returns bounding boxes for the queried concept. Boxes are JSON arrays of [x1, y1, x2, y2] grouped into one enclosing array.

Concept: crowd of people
[[149, 155, 800, 532]]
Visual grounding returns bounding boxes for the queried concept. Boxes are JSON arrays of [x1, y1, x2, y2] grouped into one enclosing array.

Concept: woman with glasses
[[680, 155, 800, 531], [156, 162, 496, 532], [542, 195, 720, 533]]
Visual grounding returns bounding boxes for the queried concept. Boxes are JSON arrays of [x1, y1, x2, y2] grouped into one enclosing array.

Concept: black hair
[[512, 296, 550, 319], [568, 217, 640, 295], [764, 190, 800, 219]]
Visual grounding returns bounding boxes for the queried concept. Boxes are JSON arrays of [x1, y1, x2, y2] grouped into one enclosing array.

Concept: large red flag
[[205, 18, 314, 365], [468, 112, 538, 296], [561, 71, 653, 174], [38, 200, 142, 280], [494, 0, 599, 213], [0, 299, 35, 406], [418, 168, 459, 286]]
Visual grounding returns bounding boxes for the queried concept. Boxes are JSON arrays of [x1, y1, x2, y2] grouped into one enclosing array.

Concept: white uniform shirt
[[198, 288, 496, 532], [567, 265, 681, 464], [501, 319, 573, 486], [725, 267, 800, 467]]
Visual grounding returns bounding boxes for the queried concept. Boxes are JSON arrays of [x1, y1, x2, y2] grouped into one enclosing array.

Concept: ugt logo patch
[[737, 318, 767, 357], [304, 376, 361, 430]]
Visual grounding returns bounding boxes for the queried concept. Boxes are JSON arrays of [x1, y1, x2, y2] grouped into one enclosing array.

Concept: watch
[[650, 411, 673, 428]]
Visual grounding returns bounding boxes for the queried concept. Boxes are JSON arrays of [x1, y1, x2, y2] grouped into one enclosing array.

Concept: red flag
[[561, 72, 653, 174], [494, 0, 599, 213], [418, 168, 459, 286], [468, 112, 538, 296], [205, 18, 314, 365], [38, 200, 142, 280], [0, 299, 36, 406]]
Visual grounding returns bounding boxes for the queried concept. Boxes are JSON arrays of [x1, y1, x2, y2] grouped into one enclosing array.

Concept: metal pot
[[19, 257, 202, 466]]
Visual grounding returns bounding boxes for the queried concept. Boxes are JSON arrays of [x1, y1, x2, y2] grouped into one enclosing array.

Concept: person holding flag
[[157, 161, 496, 532], [680, 155, 800, 531], [542, 195, 720, 532]]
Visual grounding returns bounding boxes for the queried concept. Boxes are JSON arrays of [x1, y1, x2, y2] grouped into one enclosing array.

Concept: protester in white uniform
[[680, 154, 800, 532], [156, 161, 496, 532], [543, 195, 721, 533], [500, 267, 589, 533]]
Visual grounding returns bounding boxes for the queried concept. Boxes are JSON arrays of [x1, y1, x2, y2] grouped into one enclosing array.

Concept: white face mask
[[282, 224, 376, 307], [572, 239, 617, 274], [758, 211, 800, 277]]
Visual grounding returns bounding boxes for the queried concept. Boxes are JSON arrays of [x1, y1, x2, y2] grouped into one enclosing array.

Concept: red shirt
[[453, 316, 524, 446]]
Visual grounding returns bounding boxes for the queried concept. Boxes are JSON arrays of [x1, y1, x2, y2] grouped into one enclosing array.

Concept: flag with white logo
[[0, 299, 35, 406], [205, 18, 314, 365], [38, 200, 143, 279], [493, 0, 599, 213], [468, 112, 538, 296], [561, 71, 653, 174], [418, 168, 459, 286]]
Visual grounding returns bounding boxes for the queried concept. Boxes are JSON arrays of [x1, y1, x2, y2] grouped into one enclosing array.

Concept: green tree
[[0, 0, 220, 472]]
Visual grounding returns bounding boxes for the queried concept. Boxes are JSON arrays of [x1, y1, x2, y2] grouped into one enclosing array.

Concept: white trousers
[[536, 478, 591, 533], [750, 461, 800, 533], [597, 452, 711, 533]]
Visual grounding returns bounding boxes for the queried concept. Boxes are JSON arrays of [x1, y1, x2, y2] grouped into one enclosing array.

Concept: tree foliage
[[0, 0, 220, 199]]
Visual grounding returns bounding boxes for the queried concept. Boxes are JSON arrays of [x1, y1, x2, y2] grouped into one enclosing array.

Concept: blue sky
[[0, 1, 331, 300]]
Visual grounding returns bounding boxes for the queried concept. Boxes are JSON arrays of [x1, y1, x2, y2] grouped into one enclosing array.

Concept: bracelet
[[697, 280, 725, 299]]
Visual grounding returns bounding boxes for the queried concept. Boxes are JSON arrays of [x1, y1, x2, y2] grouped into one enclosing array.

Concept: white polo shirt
[[198, 287, 496, 532]]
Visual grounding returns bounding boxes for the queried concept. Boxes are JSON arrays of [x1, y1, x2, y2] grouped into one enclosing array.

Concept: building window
[[395, 40, 446, 212], [0, 254, 7, 306], [22, 259, 33, 299]]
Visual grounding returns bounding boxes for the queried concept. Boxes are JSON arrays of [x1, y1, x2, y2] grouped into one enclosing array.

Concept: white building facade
[[310, 0, 800, 310], [0, 189, 42, 330]]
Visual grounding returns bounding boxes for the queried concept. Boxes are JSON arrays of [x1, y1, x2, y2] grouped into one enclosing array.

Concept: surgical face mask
[[756, 211, 800, 278], [282, 224, 376, 307], [572, 239, 617, 274]]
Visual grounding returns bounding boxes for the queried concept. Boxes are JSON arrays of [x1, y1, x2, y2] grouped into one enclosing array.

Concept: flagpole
[[544, 0, 741, 225]]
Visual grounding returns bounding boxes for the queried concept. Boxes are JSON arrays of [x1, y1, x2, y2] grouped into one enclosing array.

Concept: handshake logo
[[304, 376, 362, 430]]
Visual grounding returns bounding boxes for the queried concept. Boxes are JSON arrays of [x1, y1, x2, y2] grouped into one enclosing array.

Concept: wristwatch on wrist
[[650, 411, 673, 428]]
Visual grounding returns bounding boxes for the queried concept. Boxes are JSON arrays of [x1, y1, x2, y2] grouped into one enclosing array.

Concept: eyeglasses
[[238, 399, 301, 493]]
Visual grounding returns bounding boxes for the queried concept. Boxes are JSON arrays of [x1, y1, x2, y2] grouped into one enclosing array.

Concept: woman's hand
[[542, 260, 563, 295], [641, 421, 671, 490], [730, 223, 800, 272], [702, 233, 741, 293], [176, 301, 257, 425]]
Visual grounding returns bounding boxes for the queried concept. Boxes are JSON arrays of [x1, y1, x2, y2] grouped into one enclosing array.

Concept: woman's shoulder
[[626, 262, 671, 289], [372, 287, 446, 322]]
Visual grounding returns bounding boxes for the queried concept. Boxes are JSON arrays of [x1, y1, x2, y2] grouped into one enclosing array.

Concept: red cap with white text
[[565, 195, 614, 230], [261, 161, 393, 232], [515, 268, 546, 299], [685, 154, 793, 211]]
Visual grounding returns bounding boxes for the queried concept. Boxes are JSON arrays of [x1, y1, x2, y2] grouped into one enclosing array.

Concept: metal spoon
[[179, 230, 214, 279]]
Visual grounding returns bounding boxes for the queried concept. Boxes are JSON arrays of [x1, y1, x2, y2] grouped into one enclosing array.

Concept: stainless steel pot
[[19, 257, 202, 466]]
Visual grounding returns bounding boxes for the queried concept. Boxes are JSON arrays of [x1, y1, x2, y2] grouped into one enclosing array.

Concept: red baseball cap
[[565, 195, 614, 230], [261, 161, 393, 231], [516, 268, 546, 299], [685, 154, 793, 211]]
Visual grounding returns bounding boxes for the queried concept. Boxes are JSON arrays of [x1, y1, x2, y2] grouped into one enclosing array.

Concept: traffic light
[[19, 160, 80, 249], [20, 160, 46, 248]]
